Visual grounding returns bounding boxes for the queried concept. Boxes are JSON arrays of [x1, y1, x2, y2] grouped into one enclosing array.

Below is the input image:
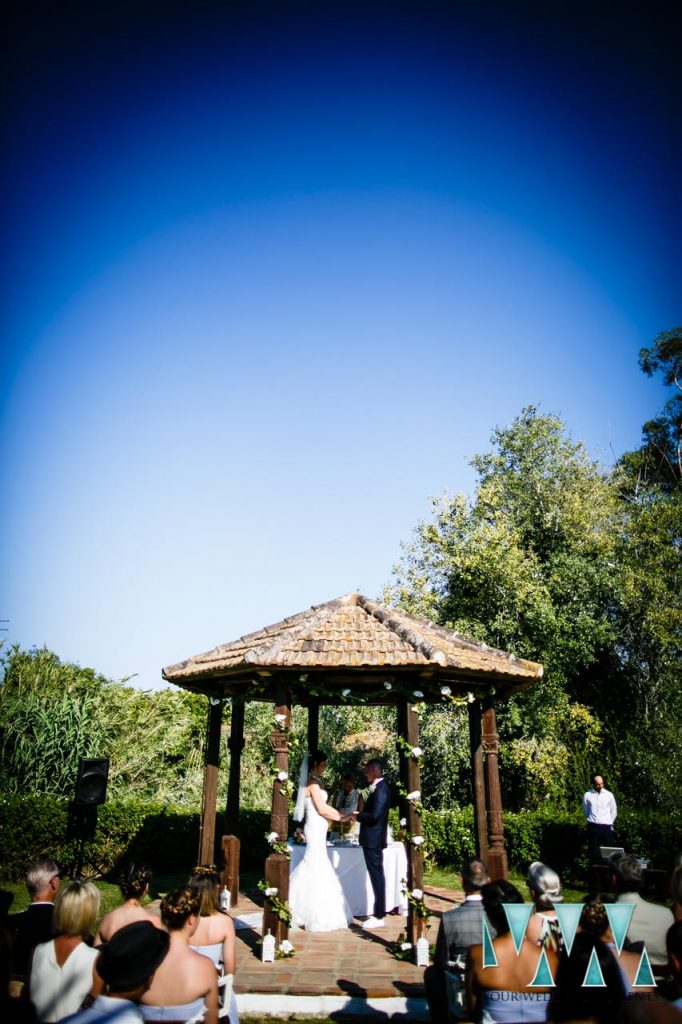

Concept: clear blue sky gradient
[[2, 1, 680, 688]]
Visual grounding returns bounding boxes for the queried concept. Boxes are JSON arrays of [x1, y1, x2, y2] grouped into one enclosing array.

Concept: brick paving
[[232, 883, 463, 1000]]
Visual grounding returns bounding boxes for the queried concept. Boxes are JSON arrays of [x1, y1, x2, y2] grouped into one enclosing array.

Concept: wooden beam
[[270, 683, 291, 841], [482, 699, 508, 880], [307, 701, 319, 753], [401, 698, 424, 944], [225, 698, 245, 834], [468, 700, 488, 861], [198, 698, 223, 866]]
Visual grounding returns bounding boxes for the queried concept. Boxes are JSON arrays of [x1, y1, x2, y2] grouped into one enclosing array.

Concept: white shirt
[[582, 787, 617, 825], [30, 939, 98, 1022]]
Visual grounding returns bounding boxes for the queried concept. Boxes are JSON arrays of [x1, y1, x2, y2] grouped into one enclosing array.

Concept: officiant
[[334, 774, 362, 815]]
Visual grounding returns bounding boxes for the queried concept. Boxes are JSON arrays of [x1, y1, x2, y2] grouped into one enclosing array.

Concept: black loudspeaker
[[74, 758, 109, 805], [66, 802, 98, 842]]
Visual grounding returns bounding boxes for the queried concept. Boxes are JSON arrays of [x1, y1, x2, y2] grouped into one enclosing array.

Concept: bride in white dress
[[289, 750, 353, 932]]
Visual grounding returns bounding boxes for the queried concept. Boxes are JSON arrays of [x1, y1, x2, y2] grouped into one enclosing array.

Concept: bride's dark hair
[[309, 750, 328, 771]]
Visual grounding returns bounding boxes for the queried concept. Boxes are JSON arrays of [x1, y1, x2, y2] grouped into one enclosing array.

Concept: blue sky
[[2, 1, 680, 688]]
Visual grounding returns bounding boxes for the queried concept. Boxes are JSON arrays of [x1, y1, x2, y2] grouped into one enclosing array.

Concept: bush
[[0, 794, 271, 881], [2, 793, 679, 886]]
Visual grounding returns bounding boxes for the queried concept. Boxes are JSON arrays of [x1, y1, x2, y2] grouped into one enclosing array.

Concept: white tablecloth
[[288, 840, 408, 917]]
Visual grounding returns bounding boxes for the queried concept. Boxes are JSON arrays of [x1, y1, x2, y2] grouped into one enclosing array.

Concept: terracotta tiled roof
[[162, 593, 542, 695]]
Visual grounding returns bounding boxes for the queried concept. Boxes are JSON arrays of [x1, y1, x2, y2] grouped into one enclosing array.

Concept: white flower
[[384, 681, 392, 690], [342, 688, 351, 697], [467, 692, 475, 703], [407, 790, 421, 802], [411, 888, 423, 900], [412, 835, 424, 846], [411, 747, 423, 758], [266, 831, 278, 844], [279, 939, 293, 954], [400, 817, 407, 827], [440, 685, 451, 696], [400, 942, 412, 951], [277, 771, 288, 781], [265, 887, 278, 897], [413, 690, 424, 699], [274, 713, 286, 724]]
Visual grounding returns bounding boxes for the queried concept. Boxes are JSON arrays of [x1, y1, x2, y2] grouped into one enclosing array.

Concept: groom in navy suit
[[354, 758, 390, 930]]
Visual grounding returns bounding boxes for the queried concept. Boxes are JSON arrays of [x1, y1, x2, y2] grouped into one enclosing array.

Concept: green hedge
[[0, 794, 270, 881], [2, 794, 680, 884]]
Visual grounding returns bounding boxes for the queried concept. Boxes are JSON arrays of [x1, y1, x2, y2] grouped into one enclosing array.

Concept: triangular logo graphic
[[482, 917, 498, 968], [504, 904, 533, 955], [554, 904, 582, 956], [529, 946, 556, 987], [605, 903, 634, 954], [633, 947, 655, 988], [583, 946, 606, 987]]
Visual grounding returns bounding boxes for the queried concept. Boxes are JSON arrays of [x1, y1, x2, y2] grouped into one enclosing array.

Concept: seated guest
[[140, 887, 218, 1024], [466, 880, 558, 1022], [615, 854, 675, 966], [9, 858, 61, 982], [424, 857, 493, 1023], [526, 862, 564, 951], [28, 880, 102, 1023], [578, 897, 656, 994], [664, 921, 682, 1011], [546, 932, 627, 1023], [188, 868, 238, 1024], [670, 866, 682, 924], [60, 920, 170, 1024], [187, 867, 236, 975], [96, 864, 161, 944], [2, 920, 39, 1024]]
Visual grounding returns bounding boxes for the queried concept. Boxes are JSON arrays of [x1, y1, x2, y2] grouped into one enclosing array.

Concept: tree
[[388, 397, 681, 812], [620, 327, 682, 490]]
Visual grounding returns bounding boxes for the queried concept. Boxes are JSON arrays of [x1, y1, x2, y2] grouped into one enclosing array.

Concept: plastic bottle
[[219, 886, 231, 911]]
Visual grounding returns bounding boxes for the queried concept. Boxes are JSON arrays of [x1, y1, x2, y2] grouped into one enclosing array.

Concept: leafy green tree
[[388, 396, 681, 813], [0, 645, 208, 804], [620, 327, 682, 490]]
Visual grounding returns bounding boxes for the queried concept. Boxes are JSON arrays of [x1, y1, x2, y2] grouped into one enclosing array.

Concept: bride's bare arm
[[308, 781, 342, 821]]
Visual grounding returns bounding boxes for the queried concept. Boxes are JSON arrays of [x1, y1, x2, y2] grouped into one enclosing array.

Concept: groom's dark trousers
[[357, 780, 390, 918]]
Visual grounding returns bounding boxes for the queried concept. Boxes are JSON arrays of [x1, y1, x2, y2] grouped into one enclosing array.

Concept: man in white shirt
[[582, 774, 617, 864]]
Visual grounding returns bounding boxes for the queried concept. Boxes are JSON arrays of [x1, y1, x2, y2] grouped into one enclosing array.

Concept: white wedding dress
[[289, 790, 352, 931]]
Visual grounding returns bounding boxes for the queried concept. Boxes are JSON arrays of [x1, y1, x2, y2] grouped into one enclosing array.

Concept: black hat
[[97, 920, 169, 990]]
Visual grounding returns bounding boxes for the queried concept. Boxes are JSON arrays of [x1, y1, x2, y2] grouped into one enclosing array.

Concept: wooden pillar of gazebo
[[468, 699, 489, 861], [307, 700, 319, 752], [481, 697, 508, 879], [225, 697, 245, 832], [398, 698, 424, 944], [263, 682, 291, 942], [198, 698, 223, 865]]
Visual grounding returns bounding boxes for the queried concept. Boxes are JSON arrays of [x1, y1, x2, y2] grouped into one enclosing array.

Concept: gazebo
[[162, 592, 542, 943]]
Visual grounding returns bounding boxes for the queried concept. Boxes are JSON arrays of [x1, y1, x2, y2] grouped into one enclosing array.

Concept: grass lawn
[[4, 864, 588, 922]]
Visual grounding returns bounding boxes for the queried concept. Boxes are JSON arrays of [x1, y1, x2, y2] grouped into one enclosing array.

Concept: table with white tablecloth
[[288, 840, 408, 917]]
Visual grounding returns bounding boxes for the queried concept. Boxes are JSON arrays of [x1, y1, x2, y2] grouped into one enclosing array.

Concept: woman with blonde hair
[[140, 887, 218, 1024], [28, 880, 102, 1022]]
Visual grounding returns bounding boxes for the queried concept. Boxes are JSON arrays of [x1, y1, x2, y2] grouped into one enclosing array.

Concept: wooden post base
[[486, 846, 508, 881], [262, 852, 290, 944], [221, 835, 240, 909]]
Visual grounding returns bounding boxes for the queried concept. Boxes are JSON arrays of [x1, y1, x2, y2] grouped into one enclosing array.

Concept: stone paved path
[[232, 883, 462, 999]]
